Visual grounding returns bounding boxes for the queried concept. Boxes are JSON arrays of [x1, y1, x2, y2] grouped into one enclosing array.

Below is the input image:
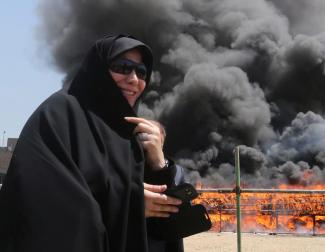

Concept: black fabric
[[148, 204, 212, 242], [147, 236, 184, 252], [144, 159, 177, 188], [0, 35, 155, 252], [147, 184, 212, 243], [146, 160, 184, 252]]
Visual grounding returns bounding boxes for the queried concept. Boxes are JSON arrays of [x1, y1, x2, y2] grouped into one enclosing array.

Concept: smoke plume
[[37, 0, 325, 187]]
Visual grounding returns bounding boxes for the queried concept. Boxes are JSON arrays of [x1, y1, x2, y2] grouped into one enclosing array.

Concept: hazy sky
[[0, 0, 63, 145]]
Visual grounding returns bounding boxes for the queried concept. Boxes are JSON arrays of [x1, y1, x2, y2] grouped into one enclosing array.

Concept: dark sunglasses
[[109, 58, 147, 80]]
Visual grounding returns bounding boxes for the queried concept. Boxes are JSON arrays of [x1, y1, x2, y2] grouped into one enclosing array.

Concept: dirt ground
[[184, 232, 325, 252]]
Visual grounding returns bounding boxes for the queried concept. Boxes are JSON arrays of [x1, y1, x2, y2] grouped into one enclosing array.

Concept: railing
[[196, 192, 325, 235], [198, 188, 325, 194]]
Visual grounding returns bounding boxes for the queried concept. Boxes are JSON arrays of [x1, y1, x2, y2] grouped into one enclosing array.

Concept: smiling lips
[[122, 89, 137, 96]]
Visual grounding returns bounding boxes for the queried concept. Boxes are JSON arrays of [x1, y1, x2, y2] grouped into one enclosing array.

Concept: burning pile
[[194, 184, 325, 235]]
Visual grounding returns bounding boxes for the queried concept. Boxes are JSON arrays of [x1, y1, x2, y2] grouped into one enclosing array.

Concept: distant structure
[[7, 138, 18, 151], [0, 138, 18, 183]]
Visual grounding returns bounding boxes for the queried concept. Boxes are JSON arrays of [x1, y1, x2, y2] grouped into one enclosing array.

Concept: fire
[[194, 184, 325, 235]]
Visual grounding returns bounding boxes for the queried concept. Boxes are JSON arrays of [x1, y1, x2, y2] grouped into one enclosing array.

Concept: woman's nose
[[126, 70, 139, 84]]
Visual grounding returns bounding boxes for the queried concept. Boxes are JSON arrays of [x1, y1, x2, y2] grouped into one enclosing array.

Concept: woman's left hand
[[143, 183, 182, 218], [125, 117, 165, 170]]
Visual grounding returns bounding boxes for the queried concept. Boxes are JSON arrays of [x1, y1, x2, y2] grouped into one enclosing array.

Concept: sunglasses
[[109, 58, 147, 80]]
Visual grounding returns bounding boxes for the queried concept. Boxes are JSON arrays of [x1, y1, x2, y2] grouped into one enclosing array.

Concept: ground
[[184, 232, 325, 252]]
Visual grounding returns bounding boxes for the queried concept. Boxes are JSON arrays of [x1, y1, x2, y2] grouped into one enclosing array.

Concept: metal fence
[[197, 190, 325, 235]]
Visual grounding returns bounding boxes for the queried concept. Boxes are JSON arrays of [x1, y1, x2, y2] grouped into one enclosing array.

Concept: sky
[[0, 0, 63, 146]]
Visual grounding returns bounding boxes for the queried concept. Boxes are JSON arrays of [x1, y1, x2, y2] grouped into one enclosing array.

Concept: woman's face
[[109, 49, 147, 107]]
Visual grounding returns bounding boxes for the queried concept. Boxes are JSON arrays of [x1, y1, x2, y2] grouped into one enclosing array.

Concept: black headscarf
[[69, 34, 153, 125], [0, 35, 154, 252]]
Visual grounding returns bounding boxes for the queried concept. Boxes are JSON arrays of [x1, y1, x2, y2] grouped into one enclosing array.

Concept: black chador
[[0, 35, 178, 252]]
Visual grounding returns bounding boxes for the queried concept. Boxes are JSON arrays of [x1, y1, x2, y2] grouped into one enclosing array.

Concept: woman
[[0, 35, 182, 252]]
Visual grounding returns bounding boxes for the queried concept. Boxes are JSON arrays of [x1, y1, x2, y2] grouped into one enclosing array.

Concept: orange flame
[[194, 184, 325, 234]]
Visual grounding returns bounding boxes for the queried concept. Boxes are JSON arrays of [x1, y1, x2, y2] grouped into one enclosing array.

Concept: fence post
[[235, 146, 242, 252], [219, 207, 222, 233], [313, 215, 316, 236]]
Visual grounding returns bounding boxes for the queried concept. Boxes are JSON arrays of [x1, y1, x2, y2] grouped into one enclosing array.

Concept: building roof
[[0, 148, 13, 173]]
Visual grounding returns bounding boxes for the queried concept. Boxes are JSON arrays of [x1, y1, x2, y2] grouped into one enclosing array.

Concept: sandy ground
[[184, 232, 325, 252]]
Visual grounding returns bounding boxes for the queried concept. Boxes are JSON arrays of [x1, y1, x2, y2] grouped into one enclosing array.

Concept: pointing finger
[[125, 117, 155, 126]]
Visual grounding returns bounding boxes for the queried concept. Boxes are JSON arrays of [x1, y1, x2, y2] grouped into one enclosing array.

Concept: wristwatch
[[164, 158, 169, 168]]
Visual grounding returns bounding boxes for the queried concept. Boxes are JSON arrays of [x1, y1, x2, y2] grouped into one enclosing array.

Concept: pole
[[235, 146, 242, 252], [2, 130, 5, 147], [313, 215, 316, 236], [219, 207, 222, 233]]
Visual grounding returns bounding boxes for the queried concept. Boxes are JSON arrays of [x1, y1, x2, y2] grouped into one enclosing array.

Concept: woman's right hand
[[144, 183, 182, 218]]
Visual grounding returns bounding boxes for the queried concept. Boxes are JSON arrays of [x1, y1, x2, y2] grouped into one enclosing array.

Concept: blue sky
[[0, 1, 63, 146]]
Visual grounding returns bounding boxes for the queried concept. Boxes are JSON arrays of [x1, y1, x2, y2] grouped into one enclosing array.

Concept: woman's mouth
[[122, 89, 136, 96]]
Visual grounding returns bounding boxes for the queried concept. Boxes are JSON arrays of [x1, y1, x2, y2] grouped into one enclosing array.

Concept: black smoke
[[37, 0, 325, 187]]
